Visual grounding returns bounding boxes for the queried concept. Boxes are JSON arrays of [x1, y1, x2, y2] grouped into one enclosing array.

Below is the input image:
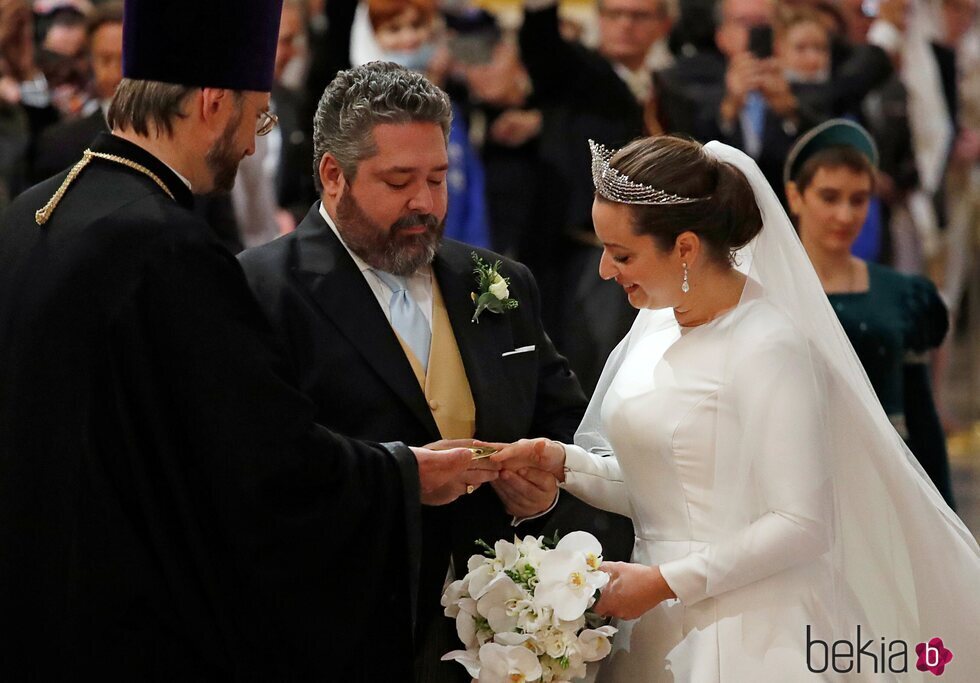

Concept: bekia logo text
[[807, 626, 953, 676]]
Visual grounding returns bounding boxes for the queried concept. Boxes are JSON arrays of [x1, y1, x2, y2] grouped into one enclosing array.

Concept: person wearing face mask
[[775, 5, 831, 84], [785, 119, 955, 506], [368, 0, 440, 70], [304, 0, 490, 250]]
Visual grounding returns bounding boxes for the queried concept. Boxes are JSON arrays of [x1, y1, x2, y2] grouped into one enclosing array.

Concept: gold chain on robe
[[35, 149, 176, 226]]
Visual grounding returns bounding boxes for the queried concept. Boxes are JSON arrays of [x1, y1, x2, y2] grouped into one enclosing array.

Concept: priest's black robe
[[0, 133, 421, 681]]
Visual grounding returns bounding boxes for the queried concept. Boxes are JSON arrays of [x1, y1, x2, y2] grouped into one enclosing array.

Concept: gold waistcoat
[[394, 277, 476, 440]]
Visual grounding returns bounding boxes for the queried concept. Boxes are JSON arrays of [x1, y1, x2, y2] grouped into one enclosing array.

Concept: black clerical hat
[[123, 0, 284, 92]]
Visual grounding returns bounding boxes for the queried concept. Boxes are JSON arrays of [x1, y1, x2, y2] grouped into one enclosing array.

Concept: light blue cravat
[[372, 269, 431, 372]]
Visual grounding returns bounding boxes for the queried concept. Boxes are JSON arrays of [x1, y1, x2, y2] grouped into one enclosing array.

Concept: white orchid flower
[[577, 625, 618, 662], [468, 553, 489, 573], [478, 643, 543, 683], [473, 567, 519, 601], [454, 597, 480, 650], [535, 550, 609, 621], [491, 539, 520, 573], [466, 561, 496, 599], [442, 577, 470, 617], [495, 631, 546, 657], [476, 573, 525, 633], [441, 648, 481, 679], [493, 631, 532, 647], [554, 531, 604, 570]]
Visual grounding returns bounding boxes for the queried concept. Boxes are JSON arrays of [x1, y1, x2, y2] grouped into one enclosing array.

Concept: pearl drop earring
[[681, 262, 690, 293]]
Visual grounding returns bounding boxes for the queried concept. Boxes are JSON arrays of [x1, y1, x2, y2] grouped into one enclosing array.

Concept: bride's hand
[[593, 562, 676, 621], [485, 438, 566, 480]]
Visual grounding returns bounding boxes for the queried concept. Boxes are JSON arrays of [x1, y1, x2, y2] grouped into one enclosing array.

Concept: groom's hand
[[423, 438, 477, 451], [411, 446, 500, 506], [491, 467, 558, 518]]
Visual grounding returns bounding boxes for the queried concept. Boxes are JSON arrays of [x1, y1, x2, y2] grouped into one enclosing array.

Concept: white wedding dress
[[563, 297, 844, 682], [557, 141, 980, 682]]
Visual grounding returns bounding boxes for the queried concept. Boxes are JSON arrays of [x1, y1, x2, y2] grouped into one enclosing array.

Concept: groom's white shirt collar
[[318, 201, 433, 326]]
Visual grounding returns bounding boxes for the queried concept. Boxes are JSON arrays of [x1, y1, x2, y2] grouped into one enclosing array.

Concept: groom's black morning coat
[[239, 205, 634, 674]]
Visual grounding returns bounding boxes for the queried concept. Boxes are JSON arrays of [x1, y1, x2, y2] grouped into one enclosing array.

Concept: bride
[[490, 136, 980, 681]]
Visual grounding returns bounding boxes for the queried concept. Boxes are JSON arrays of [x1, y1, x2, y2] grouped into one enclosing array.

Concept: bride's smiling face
[[593, 198, 683, 310]]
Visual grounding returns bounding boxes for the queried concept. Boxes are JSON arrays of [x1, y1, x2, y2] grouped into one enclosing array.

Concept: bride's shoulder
[[727, 299, 808, 359]]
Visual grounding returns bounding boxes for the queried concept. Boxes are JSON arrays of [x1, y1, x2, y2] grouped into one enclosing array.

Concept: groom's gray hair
[[312, 61, 453, 191]]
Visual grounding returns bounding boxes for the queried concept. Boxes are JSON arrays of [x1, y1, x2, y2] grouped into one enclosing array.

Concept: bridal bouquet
[[441, 531, 617, 682]]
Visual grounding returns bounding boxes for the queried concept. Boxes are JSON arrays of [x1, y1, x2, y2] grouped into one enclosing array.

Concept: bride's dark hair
[[607, 136, 763, 265]]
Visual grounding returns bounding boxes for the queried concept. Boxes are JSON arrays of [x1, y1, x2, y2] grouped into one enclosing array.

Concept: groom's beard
[[335, 187, 444, 276]]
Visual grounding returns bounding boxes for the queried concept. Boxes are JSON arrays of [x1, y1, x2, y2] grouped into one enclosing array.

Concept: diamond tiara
[[589, 139, 708, 206]]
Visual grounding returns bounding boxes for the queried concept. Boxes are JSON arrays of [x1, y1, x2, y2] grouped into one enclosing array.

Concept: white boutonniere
[[470, 252, 519, 323]]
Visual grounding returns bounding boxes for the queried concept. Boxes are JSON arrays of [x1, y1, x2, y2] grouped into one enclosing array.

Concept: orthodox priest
[[0, 0, 494, 679]]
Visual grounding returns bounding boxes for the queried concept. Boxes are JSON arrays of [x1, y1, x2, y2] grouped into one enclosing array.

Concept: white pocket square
[[501, 345, 536, 357]]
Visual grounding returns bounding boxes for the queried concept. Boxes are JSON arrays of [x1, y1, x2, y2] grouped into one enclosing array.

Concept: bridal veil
[[576, 140, 980, 680]]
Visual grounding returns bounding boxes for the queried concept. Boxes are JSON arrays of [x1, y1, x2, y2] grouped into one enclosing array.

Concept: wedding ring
[[466, 484, 475, 495], [469, 446, 497, 460]]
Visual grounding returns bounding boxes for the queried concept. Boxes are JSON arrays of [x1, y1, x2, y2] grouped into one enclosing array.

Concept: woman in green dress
[[785, 119, 955, 506]]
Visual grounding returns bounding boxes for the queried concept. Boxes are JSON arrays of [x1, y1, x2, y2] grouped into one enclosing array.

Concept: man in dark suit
[[0, 3, 490, 680], [239, 62, 634, 681]]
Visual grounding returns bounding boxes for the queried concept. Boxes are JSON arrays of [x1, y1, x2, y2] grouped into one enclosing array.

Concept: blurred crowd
[[1, 0, 979, 416]]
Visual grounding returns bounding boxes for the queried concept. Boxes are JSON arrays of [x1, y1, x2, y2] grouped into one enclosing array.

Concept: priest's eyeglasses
[[257, 109, 279, 137]]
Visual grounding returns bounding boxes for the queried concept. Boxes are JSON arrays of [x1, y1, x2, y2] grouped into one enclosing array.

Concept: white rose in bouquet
[[441, 532, 617, 682]]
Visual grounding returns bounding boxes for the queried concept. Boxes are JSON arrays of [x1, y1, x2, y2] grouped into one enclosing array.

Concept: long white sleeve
[[561, 444, 633, 519]]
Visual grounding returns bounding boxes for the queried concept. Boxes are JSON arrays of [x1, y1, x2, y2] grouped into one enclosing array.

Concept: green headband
[[784, 119, 879, 186]]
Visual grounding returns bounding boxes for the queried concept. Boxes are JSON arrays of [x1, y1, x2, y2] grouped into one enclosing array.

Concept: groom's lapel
[[292, 207, 439, 436], [433, 243, 514, 437]]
